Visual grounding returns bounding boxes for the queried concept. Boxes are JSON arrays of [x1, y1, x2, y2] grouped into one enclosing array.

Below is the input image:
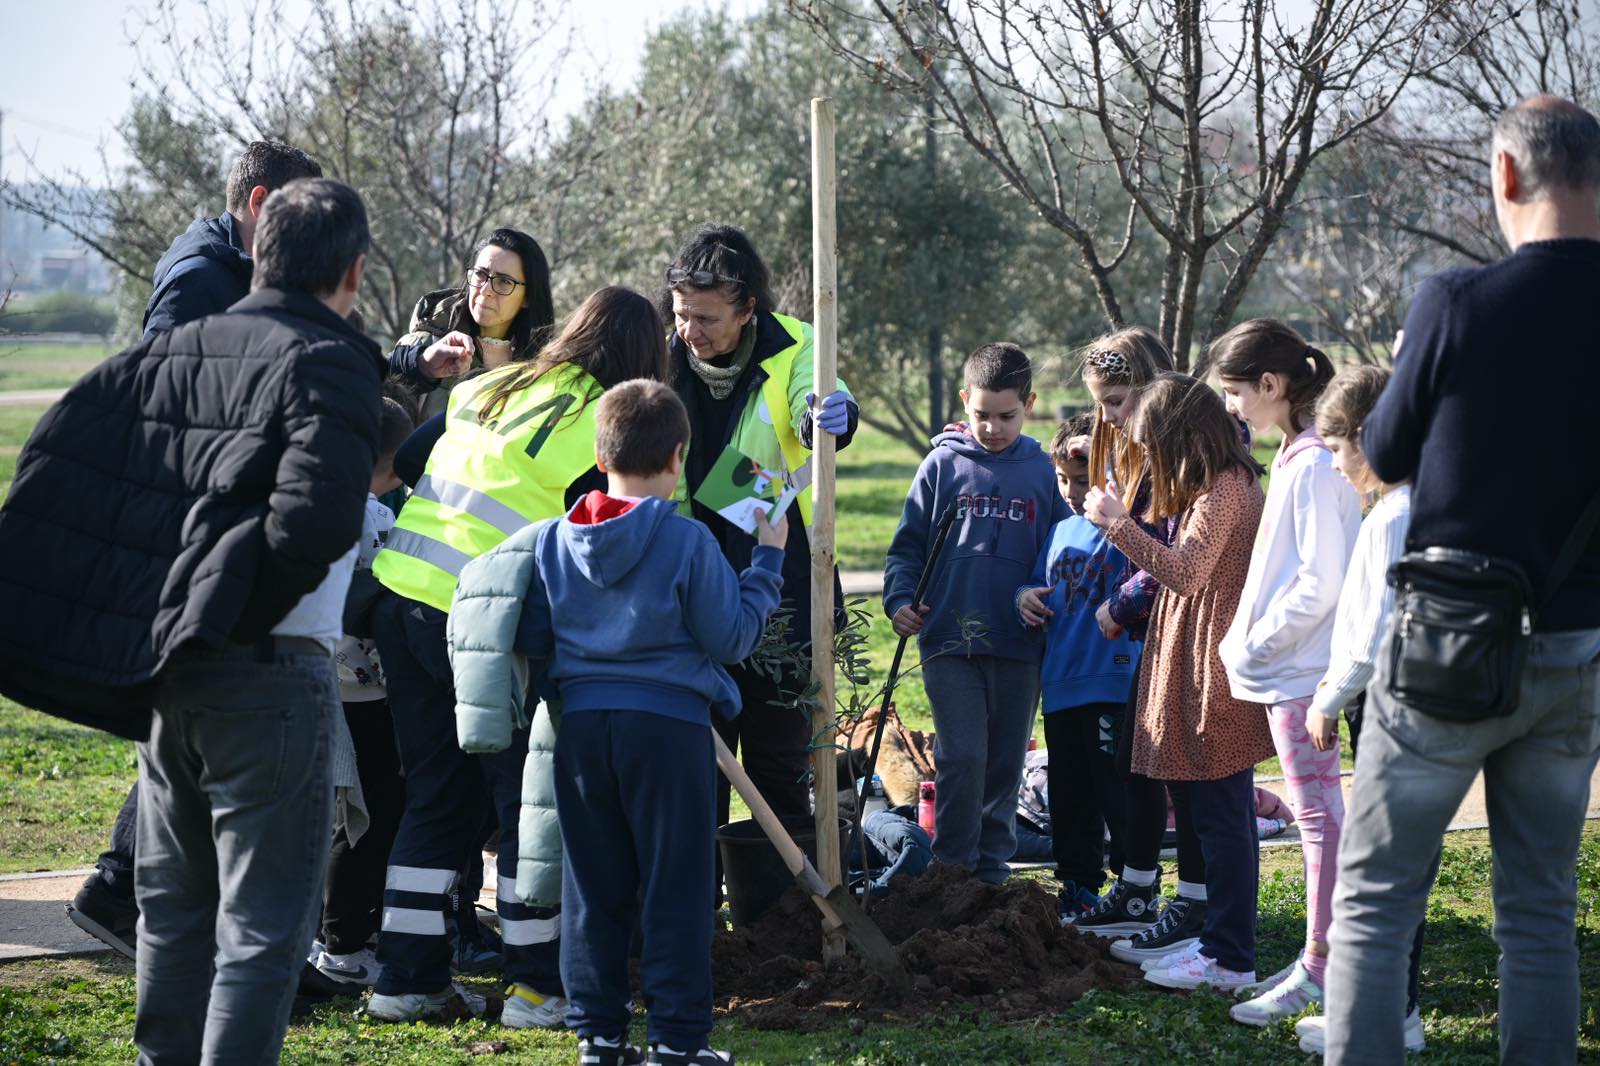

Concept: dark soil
[[711, 864, 1143, 1029]]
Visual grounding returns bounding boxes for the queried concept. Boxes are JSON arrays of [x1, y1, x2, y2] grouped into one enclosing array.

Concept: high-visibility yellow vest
[[374, 363, 601, 612], [677, 313, 846, 526]]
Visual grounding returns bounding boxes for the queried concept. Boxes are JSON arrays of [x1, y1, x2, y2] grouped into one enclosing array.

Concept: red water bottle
[[917, 780, 937, 840]]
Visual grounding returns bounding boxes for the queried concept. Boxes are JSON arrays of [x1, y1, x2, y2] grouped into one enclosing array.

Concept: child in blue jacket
[[1017, 415, 1140, 922], [513, 380, 786, 1066], [884, 343, 1067, 883]]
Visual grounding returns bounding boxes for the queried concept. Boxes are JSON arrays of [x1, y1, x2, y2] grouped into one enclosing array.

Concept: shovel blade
[[822, 885, 911, 995]]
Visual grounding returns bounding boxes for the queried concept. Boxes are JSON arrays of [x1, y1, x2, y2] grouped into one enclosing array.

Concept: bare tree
[[794, 0, 1498, 369], [1368, 0, 1600, 266], [1, 0, 629, 340]]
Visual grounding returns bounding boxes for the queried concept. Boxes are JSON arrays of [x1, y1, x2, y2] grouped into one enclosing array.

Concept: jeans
[[133, 642, 337, 1066], [921, 654, 1041, 882], [1326, 629, 1600, 1066]]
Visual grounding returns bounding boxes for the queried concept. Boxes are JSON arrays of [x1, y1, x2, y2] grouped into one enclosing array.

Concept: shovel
[[848, 500, 959, 892], [714, 731, 911, 995]]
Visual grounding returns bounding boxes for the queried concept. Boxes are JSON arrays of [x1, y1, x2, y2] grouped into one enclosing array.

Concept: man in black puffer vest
[[0, 178, 382, 1066]]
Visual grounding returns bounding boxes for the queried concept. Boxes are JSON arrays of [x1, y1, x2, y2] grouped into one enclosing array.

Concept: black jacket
[[142, 214, 253, 338], [0, 289, 385, 738]]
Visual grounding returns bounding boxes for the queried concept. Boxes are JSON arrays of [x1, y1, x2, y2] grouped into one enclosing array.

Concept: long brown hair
[[1079, 326, 1174, 503], [1210, 319, 1336, 435], [1128, 373, 1262, 521], [478, 286, 669, 426]]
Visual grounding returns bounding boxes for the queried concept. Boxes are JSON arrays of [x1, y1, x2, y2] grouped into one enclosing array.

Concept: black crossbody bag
[[1386, 489, 1600, 723]]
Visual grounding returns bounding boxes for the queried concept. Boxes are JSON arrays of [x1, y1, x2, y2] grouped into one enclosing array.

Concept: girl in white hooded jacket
[[1212, 319, 1362, 1025]]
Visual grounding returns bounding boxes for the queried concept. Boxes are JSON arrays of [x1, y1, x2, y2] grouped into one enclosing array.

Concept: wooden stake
[[809, 95, 844, 964]]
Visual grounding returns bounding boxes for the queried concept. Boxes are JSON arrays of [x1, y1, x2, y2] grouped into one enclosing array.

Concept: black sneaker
[[1068, 877, 1160, 936], [579, 1034, 644, 1066], [65, 876, 138, 959], [1108, 896, 1207, 962], [646, 1045, 734, 1066]]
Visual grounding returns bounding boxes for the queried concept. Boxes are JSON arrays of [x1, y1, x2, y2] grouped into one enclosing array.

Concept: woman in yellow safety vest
[[366, 284, 668, 1027], [665, 222, 859, 826]]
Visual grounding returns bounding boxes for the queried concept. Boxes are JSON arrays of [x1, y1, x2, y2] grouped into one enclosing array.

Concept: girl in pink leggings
[[1212, 320, 1363, 1024]]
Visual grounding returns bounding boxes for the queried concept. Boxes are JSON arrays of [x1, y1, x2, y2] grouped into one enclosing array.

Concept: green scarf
[[686, 322, 757, 400]]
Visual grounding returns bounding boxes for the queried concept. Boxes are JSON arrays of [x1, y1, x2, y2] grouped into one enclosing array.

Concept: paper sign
[[693, 445, 808, 534]]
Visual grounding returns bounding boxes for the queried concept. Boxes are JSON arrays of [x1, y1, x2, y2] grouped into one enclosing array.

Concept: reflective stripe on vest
[[374, 363, 600, 612]]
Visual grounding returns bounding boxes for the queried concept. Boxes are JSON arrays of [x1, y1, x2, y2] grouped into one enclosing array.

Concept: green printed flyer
[[692, 445, 807, 534]]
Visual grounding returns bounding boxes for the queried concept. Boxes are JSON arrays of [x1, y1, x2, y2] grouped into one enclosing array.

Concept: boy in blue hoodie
[[1016, 415, 1140, 922], [884, 343, 1067, 883], [513, 379, 786, 1066]]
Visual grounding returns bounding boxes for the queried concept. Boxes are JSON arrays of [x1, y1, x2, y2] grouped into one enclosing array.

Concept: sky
[[0, 0, 763, 184]]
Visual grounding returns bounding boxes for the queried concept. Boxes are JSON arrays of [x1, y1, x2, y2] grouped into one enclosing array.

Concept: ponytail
[[1210, 319, 1335, 434]]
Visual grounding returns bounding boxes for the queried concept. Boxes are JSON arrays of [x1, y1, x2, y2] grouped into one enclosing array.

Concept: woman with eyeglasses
[[664, 222, 860, 830], [389, 228, 557, 416]]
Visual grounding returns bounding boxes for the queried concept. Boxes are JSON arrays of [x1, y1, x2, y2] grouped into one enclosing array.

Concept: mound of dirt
[[711, 864, 1143, 1029]]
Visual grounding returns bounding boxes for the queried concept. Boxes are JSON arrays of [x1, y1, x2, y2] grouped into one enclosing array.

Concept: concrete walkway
[[0, 388, 65, 408], [6, 763, 1596, 963]]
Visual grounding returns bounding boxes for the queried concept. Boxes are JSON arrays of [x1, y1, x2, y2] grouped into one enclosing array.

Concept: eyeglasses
[[667, 266, 742, 288], [466, 267, 526, 297]]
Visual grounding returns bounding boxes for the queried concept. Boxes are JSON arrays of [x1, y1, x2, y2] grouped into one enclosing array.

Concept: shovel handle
[[714, 731, 834, 900]]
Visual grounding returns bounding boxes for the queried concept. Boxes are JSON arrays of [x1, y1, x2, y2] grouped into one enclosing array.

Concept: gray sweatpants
[[921, 653, 1040, 883]]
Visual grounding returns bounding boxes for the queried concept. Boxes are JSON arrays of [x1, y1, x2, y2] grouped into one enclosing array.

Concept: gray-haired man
[[1321, 97, 1600, 1065]]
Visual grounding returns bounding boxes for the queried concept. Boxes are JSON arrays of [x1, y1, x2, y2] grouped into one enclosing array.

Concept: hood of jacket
[[930, 428, 1046, 464], [407, 286, 473, 337], [557, 493, 675, 589], [150, 214, 251, 293]]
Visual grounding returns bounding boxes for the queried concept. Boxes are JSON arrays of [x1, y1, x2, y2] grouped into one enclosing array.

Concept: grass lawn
[[0, 402, 1596, 1060], [3, 821, 1597, 1063], [0, 342, 110, 392]]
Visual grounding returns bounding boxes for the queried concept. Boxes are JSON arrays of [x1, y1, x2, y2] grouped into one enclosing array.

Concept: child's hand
[[1067, 434, 1091, 460], [1095, 600, 1125, 640], [891, 603, 931, 637], [1308, 708, 1337, 752], [754, 505, 788, 548], [1018, 586, 1055, 627], [1083, 481, 1127, 528]]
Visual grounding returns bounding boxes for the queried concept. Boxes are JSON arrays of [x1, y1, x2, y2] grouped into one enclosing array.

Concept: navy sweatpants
[[555, 710, 716, 1048], [1183, 767, 1259, 973], [371, 594, 561, 997]]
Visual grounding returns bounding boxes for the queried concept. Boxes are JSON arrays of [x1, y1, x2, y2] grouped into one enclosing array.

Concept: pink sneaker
[[1228, 960, 1322, 1025], [1144, 951, 1255, 992]]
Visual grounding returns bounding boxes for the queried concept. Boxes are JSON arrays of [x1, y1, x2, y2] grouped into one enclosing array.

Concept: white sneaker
[[1235, 957, 1299, 999], [501, 983, 570, 1029], [366, 982, 486, 1022], [314, 947, 382, 986], [1144, 951, 1255, 992], [1139, 940, 1202, 973], [1228, 960, 1322, 1026], [1296, 1007, 1425, 1054]]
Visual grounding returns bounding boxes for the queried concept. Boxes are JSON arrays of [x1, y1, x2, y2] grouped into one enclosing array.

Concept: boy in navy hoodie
[[513, 379, 786, 1066], [1016, 415, 1139, 922], [884, 343, 1067, 883]]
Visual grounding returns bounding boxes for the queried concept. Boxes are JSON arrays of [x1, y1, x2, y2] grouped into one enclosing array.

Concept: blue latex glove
[[806, 389, 853, 436]]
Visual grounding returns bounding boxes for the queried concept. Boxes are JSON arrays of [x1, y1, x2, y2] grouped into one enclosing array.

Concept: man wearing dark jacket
[[142, 140, 322, 338], [69, 140, 323, 961], [0, 178, 383, 1065]]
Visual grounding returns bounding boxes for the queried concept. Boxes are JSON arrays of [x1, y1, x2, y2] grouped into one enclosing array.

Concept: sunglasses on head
[[667, 266, 743, 288]]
